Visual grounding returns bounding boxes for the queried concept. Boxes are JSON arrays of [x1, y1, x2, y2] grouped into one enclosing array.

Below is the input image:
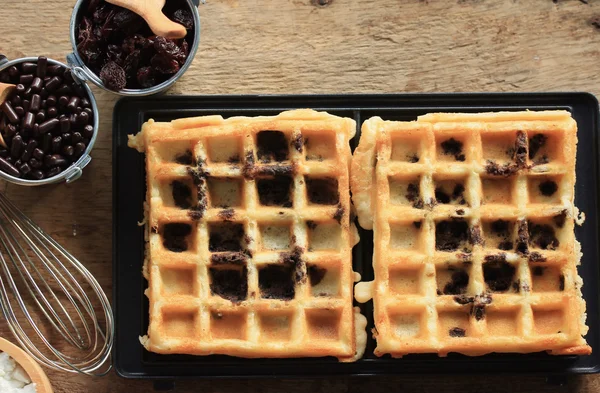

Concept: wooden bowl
[[0, 337, 53, 393]]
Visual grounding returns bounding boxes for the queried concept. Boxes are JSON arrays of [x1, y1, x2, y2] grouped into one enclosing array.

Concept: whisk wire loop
[[0, 193, 113, 376]]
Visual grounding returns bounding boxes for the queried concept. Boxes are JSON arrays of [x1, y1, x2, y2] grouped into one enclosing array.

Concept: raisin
[[112, 8, 144, 36], [106, 44, 124, 65], [151, 55, 180, 74], [154, 36, 186, 63], [171, 9, 194, 30], [99, 61, 127, 91], [179, 40, 190, 64], [136, 67, 156, 88], [123, 49, 141, 77], [76, 0, 194, 90], [77, 17, 94, 44]]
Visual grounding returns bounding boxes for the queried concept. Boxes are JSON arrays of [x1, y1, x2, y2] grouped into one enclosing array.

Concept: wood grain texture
[[0, 0, 599, 391]]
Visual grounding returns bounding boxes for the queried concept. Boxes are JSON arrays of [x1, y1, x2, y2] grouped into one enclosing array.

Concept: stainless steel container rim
[[68, 0, 201, 97], [0, 56, 99, 186]]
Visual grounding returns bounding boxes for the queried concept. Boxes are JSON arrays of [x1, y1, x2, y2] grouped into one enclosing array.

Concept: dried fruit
[[76, 0, 194, 90], [180, 40, 190, 63], [106, 44, 124, 65], [123, 49, 141, 77], [171, 9, 194, 30], [99, 61, 126, 91], [154, 36, 185, 63], [151, 55, 180, 74], [137, 67, 156, 88], [112, 9, 144, 36]]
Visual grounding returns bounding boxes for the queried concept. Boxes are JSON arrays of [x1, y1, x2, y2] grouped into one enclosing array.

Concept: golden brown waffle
[[352, 110, 591, 357], [129, 109, 366, 361]]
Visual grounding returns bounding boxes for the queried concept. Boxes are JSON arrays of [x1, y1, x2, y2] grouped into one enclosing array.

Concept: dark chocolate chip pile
[[441, 138, 465, 161], [435, 219, 470, 251], [259, 264, 295, 300], [442, 268, 469, 295], [0, 57, 93, 180], [76, 0, 194, 91], [305, 177, 340, 205], [209, 267, 248, 302], [162, 223, 192, 252]]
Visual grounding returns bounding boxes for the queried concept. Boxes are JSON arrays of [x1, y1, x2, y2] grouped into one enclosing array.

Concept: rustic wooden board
[[0, 0, 599, 391]]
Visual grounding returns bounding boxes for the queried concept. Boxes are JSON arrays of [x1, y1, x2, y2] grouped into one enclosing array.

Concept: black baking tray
[[113, 93, 600, 380]]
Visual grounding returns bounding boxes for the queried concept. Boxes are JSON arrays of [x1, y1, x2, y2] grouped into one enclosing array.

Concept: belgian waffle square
[[129, 109, 366, 361], [352, 110, 591, 357]]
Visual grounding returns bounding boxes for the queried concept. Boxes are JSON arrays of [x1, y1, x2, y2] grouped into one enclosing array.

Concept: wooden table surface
[[0, 0, 599, 391]]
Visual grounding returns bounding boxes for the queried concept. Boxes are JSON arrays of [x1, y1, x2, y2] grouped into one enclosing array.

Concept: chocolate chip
[[484, 253, 507, 264], [469, 225, 484, 246], [406, 182, 423, 209], [471, 305, 486, 321], [257, 176, 293, 207], [491, 220, 510, 235], [209, 222, 244, 252], [454, 294, 475, 305], [435, 187, 450, 204], [528, 252, 546, 263], [483, 257, 516, 292], [413, 221, 422, 229], [449, 327, 466, 337], [210, 252, 247, 265], [188, 209, 203, 221], [257, 130, 289, 162], [209, 267, 248, 302], [435, 220, 470, 251], [218, 208, 235, 221], [162, 223, 192, 252], [242, 151, 255, 179], [333, 204, 344, 223], [529, 223, 559, 250], [553, 210, 567, 228], [279, 246, 305, 285], [485, 160, 518, 177], [512, 279, 521, 293], [259, 264, 295, 300], [532, 266, 545, 277], [516, 220, 529, 255], [441, 138, 465, 161], [306, 177, 339, 205], [171, 180, 192, 209], [559, 274, 565, 291], [539, 180, 558, 196], [498, 241, 513, 251], [307, 264, 327, 286], [514, 131, 527, 168], [292, 134, 303, 153], [253, 164, 295, 177], [443, 269, 469, 295], [529, 134, 547, 159], [175, 149, 194, 165], [452, 184, 466, 204]]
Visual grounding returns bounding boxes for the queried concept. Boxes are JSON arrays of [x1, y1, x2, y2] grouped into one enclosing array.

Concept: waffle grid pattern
[[130, 109, 363, 360], [352, 111, 590, 357]]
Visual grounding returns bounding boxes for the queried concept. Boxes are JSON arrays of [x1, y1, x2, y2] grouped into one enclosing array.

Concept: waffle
[[352, 110, 591, 357], [128, 109, 366, 361]]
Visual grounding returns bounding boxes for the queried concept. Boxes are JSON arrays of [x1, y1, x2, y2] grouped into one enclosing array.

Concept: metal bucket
[[67, 0, 201, 96], [0, 56, 99, 186]]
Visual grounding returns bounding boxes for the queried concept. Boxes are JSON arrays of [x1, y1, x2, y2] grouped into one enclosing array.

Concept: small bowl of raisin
[[68, 0, 200, 96]]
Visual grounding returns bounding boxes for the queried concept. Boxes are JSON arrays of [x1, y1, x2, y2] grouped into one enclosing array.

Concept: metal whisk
[[0, 193, 113, 376]]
